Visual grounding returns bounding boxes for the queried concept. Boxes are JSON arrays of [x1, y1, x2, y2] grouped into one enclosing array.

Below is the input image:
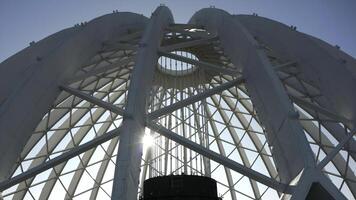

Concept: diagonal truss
[[0, 79, 290, 194], [148, 77, 244, 120]]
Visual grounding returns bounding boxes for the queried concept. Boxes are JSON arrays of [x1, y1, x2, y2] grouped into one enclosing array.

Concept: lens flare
[[142, 134, 154, 148]]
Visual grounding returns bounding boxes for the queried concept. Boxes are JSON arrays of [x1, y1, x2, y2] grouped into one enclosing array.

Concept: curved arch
[[235, 14, 356, 123], [0, 12, 147, 181], [190, 8, 314, 184]]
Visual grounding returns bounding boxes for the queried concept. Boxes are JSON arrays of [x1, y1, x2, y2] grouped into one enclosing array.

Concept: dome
[[0, 6, 355, 200]]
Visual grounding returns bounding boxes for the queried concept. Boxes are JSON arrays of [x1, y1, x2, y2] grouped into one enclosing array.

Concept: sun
[[142, 133, 154, 149]]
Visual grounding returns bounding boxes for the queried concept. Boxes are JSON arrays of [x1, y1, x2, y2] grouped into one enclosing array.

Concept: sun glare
[[142, 133, 154, 149]]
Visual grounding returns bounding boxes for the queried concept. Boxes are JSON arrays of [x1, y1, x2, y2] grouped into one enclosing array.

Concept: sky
[[1, 0, 356, 62]]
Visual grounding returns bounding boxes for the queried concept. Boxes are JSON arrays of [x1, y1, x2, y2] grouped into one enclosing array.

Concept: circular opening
[[158, 51, 199, 76]]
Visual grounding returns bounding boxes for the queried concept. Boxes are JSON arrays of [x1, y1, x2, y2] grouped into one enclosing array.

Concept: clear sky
[[1, 0, 356, 62]]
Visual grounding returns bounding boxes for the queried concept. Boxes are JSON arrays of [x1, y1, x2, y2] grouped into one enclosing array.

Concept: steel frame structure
[[0, 6, 355, 200]]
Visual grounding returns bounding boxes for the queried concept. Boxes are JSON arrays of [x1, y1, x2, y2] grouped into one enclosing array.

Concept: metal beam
[[111, 6, 173, 200], [146, 121, 293, 193], [55, 82, 305, 195], [317, 129, 356, 170], [60, 85, 125, 116], [191, 9, 316, 183], [290, 168, 348, 200], [209, 93, 261, 199], [273, 61, 297, 71], [0, 13, 147, 184], [190, 93, 211, 177], [158, 50, 239, 75], [66, 56, 135, 84], [0, 126, 122, 191], [59, 59, 297, 195], [148, 77, 244, 119], [203, 102, 237, 200], [290, 95, 353, 125], [160, 35, 217, 52]]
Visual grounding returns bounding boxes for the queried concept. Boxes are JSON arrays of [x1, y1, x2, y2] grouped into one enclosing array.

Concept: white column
[[111, 6, 173, 200]]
